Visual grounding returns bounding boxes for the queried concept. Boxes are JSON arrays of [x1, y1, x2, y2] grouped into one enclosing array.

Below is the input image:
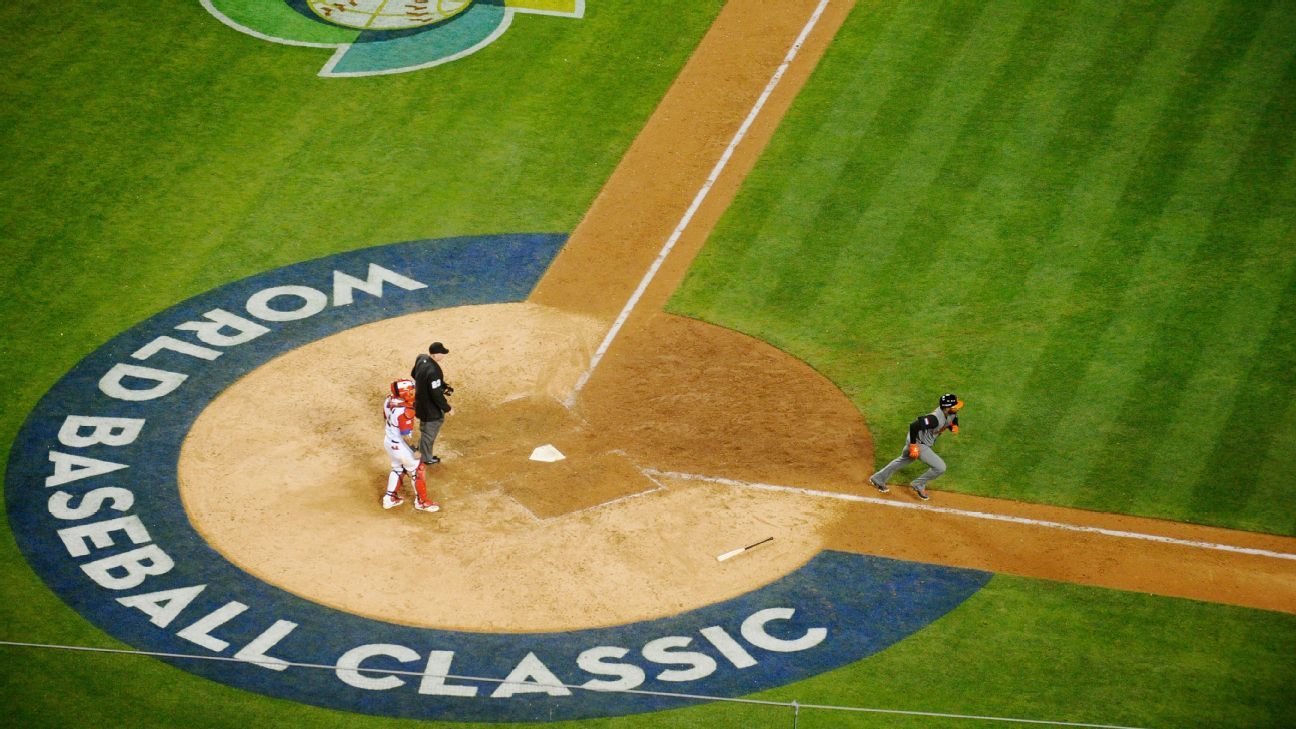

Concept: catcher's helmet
[[391, 378, 416, 405], [939, 393, 960, 409]]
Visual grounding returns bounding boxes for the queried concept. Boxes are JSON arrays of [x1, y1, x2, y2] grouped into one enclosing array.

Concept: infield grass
[[672, 0, 1296, 535]]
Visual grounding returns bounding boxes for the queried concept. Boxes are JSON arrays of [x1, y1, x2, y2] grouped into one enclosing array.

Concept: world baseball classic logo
[[201, 0, 585, 76], [5, 235, 991, 721]]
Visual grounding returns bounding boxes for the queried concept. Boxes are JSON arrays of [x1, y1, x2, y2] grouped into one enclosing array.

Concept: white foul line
[[647, 470, 1296, 562], [564, 0, 833, 407], [0, 640, 1152, 728]]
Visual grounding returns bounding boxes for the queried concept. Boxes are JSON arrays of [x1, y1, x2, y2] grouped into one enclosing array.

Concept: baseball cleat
[[425, 455, 441, 465], [414, 500, 440, 513], [911, 485, 930, 501], [869, 477, 890, 494], [382, 492, 404, 510]]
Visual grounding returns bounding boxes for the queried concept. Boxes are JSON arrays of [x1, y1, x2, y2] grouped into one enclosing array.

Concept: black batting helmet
[[939, 393, 960, 408]]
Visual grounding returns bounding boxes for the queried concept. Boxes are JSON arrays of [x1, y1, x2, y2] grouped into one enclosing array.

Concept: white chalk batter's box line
[[645, 470, 1296, 562], [500, 457, 669, 523], [506, 482, 669, 524]]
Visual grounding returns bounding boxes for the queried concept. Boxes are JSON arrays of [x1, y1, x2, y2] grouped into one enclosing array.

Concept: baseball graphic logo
[[201, 0, 584, 76]]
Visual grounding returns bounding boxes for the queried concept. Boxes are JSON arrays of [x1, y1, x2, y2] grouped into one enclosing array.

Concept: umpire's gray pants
[[418, 418, 443, 464], [871, 444, 946, 490]]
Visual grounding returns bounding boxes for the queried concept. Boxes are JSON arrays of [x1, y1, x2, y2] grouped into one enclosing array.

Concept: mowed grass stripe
[[702, 0, 1036, 364], [837, 0, 1130, 450], [889, 0, 1122, 339], [1070, 0, 1286, 512], [823, 2, 1090, 336], [949, 0, 1296, 530], [834, 2, 1119, 485], [1189, 151, 1296, 533], [923, 0, 1138, 488], [776, 0, 976, 330], [973, 0, 1223, 506], [953, 0, 1189, 489], [1248, 299, 1296, 534], [945, 0, 1221, 504], [1133, 9, 1296, 529], [808, 0, 1035, 313], [1196, 59, 1296, 533], [685, 0, 947, 323], [1037, 0, 1296, 514], [882, 2, 1096, 321]]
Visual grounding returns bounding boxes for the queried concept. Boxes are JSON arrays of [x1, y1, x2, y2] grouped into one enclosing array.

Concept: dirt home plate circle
[[5, 236, 990, 721]]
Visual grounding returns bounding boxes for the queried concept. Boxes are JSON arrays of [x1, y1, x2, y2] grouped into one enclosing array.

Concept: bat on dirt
[[716, 536, 774, 562]]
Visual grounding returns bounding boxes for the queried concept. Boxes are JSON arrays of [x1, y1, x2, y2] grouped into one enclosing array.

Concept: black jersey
[[411, 354, 452, 421]]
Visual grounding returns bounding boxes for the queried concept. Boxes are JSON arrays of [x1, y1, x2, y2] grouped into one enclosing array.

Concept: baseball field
[[2, 1, 1295, 728]]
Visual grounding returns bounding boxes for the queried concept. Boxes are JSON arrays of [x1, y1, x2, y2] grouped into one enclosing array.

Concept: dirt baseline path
[[180, 0, 1295, 633]]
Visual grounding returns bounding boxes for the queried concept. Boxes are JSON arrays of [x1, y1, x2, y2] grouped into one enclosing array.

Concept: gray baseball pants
[[418, 418, 443, 464], [871, 444, 946, 491]]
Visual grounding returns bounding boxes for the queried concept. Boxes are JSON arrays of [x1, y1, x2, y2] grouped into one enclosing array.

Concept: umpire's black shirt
[[411, 354, 452, 421]]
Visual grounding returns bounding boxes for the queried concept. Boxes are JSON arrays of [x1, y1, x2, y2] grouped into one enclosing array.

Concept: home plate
[[530, 444, 566, 462]]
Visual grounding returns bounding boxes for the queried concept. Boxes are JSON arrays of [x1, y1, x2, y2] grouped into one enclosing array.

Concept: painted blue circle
[[5, 235, 990, 721]]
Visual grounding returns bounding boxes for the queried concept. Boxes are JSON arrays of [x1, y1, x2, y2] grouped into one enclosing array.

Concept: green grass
[[671, 0, 1296, 535]]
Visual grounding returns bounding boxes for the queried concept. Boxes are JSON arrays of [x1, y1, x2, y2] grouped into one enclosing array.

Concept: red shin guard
[[412, 463, 429, 503]]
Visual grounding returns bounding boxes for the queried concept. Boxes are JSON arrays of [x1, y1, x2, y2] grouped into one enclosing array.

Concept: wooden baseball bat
[[716, 536, 774, 562]]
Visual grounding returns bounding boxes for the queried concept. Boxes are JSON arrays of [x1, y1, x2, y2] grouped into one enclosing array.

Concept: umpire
[[411, 341, 453, 465], [869, 393, 963, 500]]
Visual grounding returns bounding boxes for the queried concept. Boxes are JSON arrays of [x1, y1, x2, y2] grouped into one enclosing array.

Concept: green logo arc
[[200, 0, 584, 77]]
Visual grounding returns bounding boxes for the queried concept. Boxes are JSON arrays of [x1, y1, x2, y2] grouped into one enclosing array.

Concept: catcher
[[381, 378, 439, 512]]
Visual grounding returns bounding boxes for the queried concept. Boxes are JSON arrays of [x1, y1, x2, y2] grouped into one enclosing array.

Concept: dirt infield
[[179, 0, 1296, 635], [180, 304, 857, 631]]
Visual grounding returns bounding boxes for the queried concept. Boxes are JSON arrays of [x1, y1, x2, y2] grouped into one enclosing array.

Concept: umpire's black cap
[[429, 342, 449, 354]]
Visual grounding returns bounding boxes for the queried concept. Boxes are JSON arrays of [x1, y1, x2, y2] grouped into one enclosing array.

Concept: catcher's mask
[[391, 378, 416, 404]]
